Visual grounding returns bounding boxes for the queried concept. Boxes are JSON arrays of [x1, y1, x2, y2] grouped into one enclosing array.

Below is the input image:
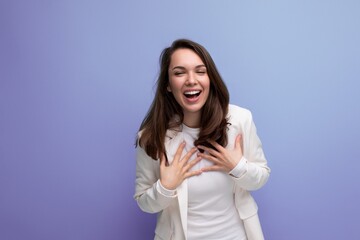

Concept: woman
[[134, 39, 270, 240]]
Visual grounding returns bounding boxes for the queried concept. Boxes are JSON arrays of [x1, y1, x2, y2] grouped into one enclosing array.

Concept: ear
[[167, 86, 172, 92]]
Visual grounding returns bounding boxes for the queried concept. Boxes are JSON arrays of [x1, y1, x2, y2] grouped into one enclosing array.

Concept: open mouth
[[184, 90, 201, 99]]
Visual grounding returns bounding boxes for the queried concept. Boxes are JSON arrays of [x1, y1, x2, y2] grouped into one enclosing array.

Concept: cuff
[[156, 180, 177, 197], [229, 157, 248, 178]]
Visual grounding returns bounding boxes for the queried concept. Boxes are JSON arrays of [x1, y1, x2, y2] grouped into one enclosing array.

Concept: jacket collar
[[164, 129, 188, 238]]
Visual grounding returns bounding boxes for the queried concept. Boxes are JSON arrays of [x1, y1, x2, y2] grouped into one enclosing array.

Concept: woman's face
[[167, 48, 210, 127]]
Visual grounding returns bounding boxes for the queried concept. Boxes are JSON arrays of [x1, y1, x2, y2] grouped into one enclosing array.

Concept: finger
[[197, 152, 222, 165], [173, 142, 186, 164], [181, 147, 198, 164], [201, 165, 224, 172], [160, 153, 166, 168], [235, 134, 241, 150], [238, 134, 243, 154], [235, 134, 244, 153], [207, 139, 225, 153], [184, 156, 202, 171], [184, 169, 203, 178], [197, 145, 222, 159]]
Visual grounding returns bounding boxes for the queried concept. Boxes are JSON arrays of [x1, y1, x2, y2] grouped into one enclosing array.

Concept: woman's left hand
[[197, 134, 243, 173]]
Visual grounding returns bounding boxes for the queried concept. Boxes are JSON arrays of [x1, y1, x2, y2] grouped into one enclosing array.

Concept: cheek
[[203, 78, 211, 91], [168, 80, 182, 93], [204, 89, 210, 100], [167, 79, 175, 92], [203, 80, 211, 99]]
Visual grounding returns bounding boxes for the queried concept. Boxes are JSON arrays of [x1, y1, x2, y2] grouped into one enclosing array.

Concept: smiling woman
[[167, 48, 210, 128], [134, 39, 270, 240]]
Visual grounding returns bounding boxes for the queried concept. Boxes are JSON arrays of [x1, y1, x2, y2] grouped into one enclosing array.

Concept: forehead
[[169, 48, 205, 67]]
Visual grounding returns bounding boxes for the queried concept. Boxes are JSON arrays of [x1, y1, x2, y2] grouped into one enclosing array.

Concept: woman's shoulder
[[228, 104, 252, 120], [227, 104, 254, 131]]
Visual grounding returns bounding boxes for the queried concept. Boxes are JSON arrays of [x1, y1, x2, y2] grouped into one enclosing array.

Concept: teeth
[[184, 90, 200, 95]]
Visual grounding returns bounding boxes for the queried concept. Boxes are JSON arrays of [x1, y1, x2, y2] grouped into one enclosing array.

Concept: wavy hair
[[137, 39, 229, 160]]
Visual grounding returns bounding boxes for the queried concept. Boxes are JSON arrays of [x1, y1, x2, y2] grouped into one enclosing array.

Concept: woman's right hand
[[160, 142, 202, 190]]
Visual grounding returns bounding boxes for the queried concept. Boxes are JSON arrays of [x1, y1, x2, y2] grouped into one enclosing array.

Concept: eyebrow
[[171, 64, 206, 71]]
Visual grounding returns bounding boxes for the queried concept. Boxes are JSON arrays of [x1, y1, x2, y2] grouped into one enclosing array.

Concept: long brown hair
[[137, 39, 229, 160]]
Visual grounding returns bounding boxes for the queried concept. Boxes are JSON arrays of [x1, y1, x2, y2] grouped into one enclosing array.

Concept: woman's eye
[[197, 71, 206, 75], [174, 72, 184, 76]]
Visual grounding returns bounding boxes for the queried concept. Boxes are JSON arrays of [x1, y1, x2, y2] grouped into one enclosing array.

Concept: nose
[[186, 72, 197, 85]]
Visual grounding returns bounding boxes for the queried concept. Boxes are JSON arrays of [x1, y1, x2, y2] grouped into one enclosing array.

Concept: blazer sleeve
[[230, 107, 271, 191], [133, 145, 176, 213]]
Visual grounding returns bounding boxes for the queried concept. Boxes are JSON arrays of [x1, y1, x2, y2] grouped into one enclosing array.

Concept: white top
[[135, 104, 270, 240], [182, 124, 246, 240]]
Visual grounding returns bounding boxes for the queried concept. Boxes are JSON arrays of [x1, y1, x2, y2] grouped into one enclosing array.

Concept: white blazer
[[134, 105, 270, 240]]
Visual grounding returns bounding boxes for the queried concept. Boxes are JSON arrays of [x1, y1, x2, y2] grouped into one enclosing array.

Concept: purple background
[[1, 1, 359, 239]]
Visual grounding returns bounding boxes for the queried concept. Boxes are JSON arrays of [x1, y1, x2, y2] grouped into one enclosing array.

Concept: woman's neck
[[183, 112, 201, 128]]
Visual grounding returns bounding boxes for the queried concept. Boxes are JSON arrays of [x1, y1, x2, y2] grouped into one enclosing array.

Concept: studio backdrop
[[1, 1, 359, 239]]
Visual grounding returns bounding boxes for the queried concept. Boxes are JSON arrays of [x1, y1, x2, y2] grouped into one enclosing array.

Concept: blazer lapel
[[165, 129, 188, 238], [177, 178, 188, 238]]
